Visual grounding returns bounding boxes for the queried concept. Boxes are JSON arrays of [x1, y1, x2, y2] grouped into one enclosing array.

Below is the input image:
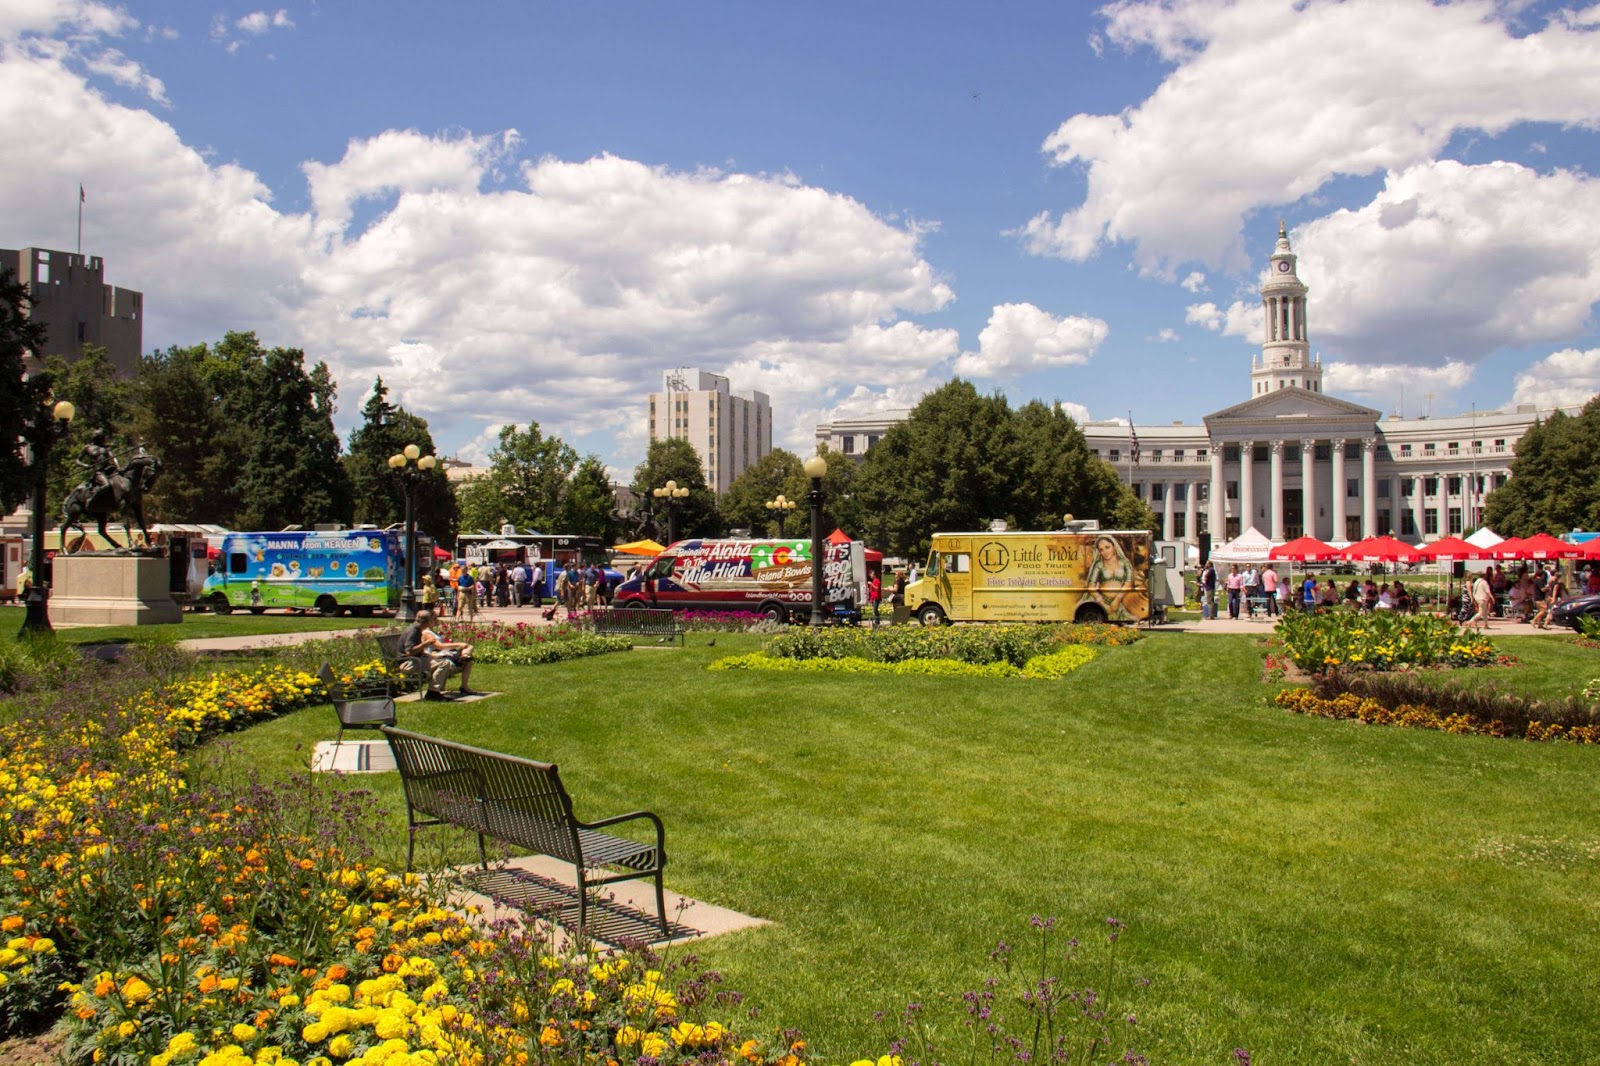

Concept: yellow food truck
[[904, 524, 1179, 625]]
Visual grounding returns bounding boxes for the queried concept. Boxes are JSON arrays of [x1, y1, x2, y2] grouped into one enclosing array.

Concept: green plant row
[[1292, 669, 1600, 742], [761, 623, 1136, 666], [1274, 610, 1499, 674], [470, 633, 634, 665], [708, 644, 1097, 680]]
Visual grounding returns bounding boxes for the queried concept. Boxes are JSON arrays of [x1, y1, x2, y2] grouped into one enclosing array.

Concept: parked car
[[1549, 592, 1600, 630]]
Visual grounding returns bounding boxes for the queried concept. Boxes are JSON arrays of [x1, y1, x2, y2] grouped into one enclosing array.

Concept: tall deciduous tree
[[0, 267, 51, 515], [720, 449, 803, 535], [1483, 401, 1600, 536], [345, 378, 457, 544], [457, 422, 578, 534], [228, 340, 352, 530], [560, 455, 618, 540], [131, 342, 244, 523], [629, 438, 720, 541]]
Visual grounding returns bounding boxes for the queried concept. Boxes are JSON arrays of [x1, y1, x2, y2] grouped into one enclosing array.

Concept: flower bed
[[762, 623, 1137, 667], [1274, 610, 1499, 674], [711, 639, 1103, 680], [1277, 671, 1600, 743], [435, 621, 632, 665], [0, 647, 820, 1066]]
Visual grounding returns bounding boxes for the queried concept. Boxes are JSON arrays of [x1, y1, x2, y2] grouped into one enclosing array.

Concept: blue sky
[[3, 0, 1598, 474]]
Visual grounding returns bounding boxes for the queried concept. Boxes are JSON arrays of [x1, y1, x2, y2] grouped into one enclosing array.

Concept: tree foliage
[[851, 379, 1153, 558], [457, 422, 580, 535], [42, 347, 135, 508], [720, 449, 804, 536], [0, 267, 51, 515], [1483, 401, 1600, 536], [344, 378, 457, 544], [561, 456, 618, 541], [629, 437, 721, 541]]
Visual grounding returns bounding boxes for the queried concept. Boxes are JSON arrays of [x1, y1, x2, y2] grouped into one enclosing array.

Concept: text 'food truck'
[[905, 527, 1179, 625], [613, 538, 866, 622], [202, 531, 407, 616]]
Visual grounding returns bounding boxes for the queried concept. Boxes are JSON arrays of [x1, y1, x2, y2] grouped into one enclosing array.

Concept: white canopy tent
[[1208, 526, 1275, 565]]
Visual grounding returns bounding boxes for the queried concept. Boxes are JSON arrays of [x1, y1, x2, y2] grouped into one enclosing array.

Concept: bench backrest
[[592, 607, 678, 630], [318, 663, 396, 727], [376, 630, 407, 659], [381, 727, 583, 861]]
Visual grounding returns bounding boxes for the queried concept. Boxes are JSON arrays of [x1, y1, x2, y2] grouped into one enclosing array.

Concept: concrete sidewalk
[[1156, 613, 1566, 636]]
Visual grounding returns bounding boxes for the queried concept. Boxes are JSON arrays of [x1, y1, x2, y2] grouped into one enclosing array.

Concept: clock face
[[1277, 260, 1291, 272]]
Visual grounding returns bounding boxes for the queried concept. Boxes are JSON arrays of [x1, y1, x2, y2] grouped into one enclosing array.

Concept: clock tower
[[1249, 221, 1321, 397]]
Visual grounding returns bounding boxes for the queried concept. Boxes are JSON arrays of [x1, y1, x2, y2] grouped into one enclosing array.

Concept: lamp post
[[803, 455, 828, 628], [652, 480, 690, 544], [19, 399, 76, 637], [388, 444, 437, 623], [766, 493, 796, 538]]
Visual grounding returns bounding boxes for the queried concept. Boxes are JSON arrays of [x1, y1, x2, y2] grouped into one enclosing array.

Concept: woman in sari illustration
[[1086, 535, 1147, 620]]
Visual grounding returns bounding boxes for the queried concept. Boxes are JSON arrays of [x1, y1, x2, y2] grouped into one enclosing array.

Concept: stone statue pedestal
[[49, 554, 182, 627]]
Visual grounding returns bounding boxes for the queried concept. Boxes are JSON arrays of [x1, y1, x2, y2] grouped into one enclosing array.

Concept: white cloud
[[1185, 302, 1223, 331], [237, 10, 293, 34], [954, 302, 1108, 378], [0, 0, 135, 39], [1023, 0, 1600, 273], [1155, 328, 1178, 343], [0, 38, 959, 468], [1294, 161, 1600, 365], [1511, 348, 1600, 409], [1057, 400, 1092, 423], [1180, 271, 1206, 293], [1324, 359, 1473, 413]]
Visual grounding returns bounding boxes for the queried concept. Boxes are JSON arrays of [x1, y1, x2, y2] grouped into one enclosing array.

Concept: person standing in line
[[1301, 572, 1317, 612], [1199, 560, 1217, 620], [1225, 564, 1243, 620], [1241, 564, 1260, 615], [1260, 564, 1279, 617], [420, 573, 438, 614], [867, 571, 882, 627], [510, 562, 526, 607], [457, 565, 477, 622]]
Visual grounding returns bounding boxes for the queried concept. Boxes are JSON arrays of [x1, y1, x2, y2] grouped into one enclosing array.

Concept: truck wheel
[[248, 607, 266, 615], [760, 602, 789, 624], [210, 594, 233, 616], [1075, 604, 1108, 624], [621, 599, 646, 610], [315, 596, 339, 617], [917, 603, 946, 627]]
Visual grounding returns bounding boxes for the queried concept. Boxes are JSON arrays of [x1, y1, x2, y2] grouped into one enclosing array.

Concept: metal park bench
[[317, 662, 397, 748], [587, 606, 685, 645], [381, 727, 669, 935], [375, 630, 427, 693]]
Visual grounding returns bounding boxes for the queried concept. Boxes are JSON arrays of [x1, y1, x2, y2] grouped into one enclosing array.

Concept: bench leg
[[576, 868, 588, 936], [405, 823, 417, 873], [654, 870, 667, 936]]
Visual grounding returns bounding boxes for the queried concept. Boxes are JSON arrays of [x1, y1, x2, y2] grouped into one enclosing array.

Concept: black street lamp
[[652, 480, 690, 544], [803, 455, 828, 628], [766, 493, 796, 538], [388, 444, 437, 623], [19, 399, 76, 638]]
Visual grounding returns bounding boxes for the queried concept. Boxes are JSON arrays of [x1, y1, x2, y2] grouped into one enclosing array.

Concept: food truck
[[612, 537, 867, 622], [454, 532, 608, 599], [904, 524, 1179, 625], [201, 530, 406, 616]]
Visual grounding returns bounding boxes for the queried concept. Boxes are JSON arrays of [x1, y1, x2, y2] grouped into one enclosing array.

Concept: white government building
[[818, 224, 1580, 552]]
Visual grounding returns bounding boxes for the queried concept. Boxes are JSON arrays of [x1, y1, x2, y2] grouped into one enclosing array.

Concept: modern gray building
[[647, 368, 772, 495], [1, 246, 143, 376]]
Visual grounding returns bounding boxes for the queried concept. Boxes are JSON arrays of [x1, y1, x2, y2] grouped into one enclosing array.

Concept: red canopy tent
[[1269, 535, 1339, 562], [1339, 535, 1423, 564], [1415, 536, 1492, 561], [1502, 532, 1585, 560], [1490, 536, 1528, 560]]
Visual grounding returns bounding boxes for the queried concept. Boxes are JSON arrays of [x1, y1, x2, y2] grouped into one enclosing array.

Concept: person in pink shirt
[[1225, 564, 1244, 619], [1260, 564, 1279, 616]]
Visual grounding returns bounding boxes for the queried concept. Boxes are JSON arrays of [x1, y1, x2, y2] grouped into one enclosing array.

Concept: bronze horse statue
[[60, 450, 161, 552]]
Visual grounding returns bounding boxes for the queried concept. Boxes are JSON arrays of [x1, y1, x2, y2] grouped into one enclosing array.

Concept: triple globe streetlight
[[388, 444, 436, 622]]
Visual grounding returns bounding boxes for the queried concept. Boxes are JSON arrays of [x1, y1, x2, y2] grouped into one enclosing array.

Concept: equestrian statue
[[60, 429, 162, 552]]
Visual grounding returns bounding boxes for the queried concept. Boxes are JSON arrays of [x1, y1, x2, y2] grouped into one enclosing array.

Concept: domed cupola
[[1250, 221, 1322, 396]]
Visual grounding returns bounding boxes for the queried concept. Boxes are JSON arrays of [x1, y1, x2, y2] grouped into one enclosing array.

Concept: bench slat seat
[[588, 607, 685, 645], [381, 726, 668, 934]]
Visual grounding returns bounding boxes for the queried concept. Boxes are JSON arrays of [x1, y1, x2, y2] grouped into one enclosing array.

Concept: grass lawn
[[0, 605, 381, 644], [213, 630, 1600, 1064]]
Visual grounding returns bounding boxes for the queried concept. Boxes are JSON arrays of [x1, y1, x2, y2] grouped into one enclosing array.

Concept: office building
[[647, 368, 772, 495]]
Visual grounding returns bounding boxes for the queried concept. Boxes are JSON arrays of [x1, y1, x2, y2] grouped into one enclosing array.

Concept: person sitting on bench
[[401, 609, 476, 701]]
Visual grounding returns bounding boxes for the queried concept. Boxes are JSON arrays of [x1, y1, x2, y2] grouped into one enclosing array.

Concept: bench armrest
[[573, 809, 666, 849]]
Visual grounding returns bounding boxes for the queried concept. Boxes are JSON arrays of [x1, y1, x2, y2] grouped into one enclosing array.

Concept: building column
[[1390, 476, 1404, 541], [1300, 438, 1317, 541], [1162, 479, 1175, 541], [1209, 441, 1225, 544], [1269, 440, 1285, 541], [1411, 473, 1425, 540], [1239, 440, 1255, 536], [1330, 438, 1347, 542], [1362, 438, 1378, 538], [1185, 479, 1197, 547]]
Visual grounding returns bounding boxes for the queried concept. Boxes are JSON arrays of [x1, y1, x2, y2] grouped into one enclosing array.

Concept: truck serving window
[[229, 553, 248, 574], [944, 553, 970, 573]]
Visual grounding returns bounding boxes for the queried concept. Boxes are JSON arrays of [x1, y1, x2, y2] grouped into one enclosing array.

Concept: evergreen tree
[[345, 378, 457, 545], [0, 267, 51, 516]]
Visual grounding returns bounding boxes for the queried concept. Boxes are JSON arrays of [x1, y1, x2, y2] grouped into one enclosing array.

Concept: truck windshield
[[925, 551, 941, 579]]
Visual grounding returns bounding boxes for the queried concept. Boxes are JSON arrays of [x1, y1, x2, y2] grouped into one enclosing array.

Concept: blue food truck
[[202, 530, 411, 616]]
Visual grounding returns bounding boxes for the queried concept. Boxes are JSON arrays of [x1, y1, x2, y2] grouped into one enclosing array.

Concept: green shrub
[[1275, 610, 1498, 674], [709, 645, 1098, 680], [762, 623, 1133, 667]]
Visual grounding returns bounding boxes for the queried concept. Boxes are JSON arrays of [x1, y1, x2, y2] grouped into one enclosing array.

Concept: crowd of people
[[417, 558, 622, 621], [1193, 557, 1596, 625]]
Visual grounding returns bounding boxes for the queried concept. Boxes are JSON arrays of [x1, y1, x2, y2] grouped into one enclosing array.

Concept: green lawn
[[0, 605, 380, 645], [213, 631, 1600, 1064]]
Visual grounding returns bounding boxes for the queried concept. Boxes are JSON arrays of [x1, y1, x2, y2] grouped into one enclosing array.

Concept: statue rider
[[78, 428, 120, 505]]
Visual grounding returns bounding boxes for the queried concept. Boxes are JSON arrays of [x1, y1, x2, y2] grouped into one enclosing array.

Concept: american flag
[[1129, 421, 1141, 466]]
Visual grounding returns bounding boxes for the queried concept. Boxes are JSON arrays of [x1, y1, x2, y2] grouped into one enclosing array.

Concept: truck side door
[[938, 550, 973, 620]]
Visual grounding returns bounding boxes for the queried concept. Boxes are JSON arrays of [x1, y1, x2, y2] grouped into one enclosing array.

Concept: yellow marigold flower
[[640, 1033, 669, 1058], [303, 1021, 330, 1044], [879, 1056, 904, 1066], [117, 1020, 138, 1038], [539, 1025, 563, 1047], [616, 1026, 644, 1047], [232, 1024, 257, 1042], [327, 1035, 356, 1058], [122, 975, 154, 1005], [167, 1032, 199, 1055]]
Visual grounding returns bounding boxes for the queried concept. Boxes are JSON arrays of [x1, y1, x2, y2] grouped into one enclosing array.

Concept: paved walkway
[[1157, 613, 1565, 636]]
